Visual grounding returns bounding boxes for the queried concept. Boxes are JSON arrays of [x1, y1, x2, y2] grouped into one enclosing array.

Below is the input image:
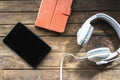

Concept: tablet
[[3, 22, 51, 68]]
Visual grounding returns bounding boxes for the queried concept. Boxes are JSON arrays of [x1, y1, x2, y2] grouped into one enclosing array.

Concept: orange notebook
[[35, 0, 73, 33]]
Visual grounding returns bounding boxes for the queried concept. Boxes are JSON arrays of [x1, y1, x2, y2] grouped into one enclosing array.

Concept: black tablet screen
[[3, 22, 51, 68]]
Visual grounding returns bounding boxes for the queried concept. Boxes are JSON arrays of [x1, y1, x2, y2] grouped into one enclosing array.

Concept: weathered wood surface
[[0, 0, 120, 80], [0, 36, 119, 53], [0, 24, 117, 36], [3, 70, 120, 80], [0, 0, 120, 12], [4, 70, 101, 80], [0, 12, 120, 24]]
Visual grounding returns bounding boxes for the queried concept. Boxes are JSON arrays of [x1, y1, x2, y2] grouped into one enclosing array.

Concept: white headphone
[[60, 13, 120, 80]]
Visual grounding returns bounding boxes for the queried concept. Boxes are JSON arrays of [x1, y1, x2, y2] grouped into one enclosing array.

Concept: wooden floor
[[0, 0, 120, 80]]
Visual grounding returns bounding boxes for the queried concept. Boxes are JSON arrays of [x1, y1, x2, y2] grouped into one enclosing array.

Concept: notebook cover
[[35, 0, 73, 33], [3, 22, 51, 68]]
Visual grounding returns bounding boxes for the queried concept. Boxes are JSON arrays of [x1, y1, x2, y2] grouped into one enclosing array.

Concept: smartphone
[[3, 22, 51, 68]]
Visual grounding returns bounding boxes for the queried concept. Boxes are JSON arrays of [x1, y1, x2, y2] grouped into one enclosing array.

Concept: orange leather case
[[35, 0, 73, 33]]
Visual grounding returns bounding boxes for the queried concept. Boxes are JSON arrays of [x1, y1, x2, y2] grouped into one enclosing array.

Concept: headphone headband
[[77, 13, 120, 38], [77, 13, 120, 53], [96, 13, 120, 38]]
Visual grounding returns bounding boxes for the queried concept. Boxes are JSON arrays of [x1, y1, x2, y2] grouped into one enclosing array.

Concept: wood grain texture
[[0, 36, 119, 69], [101, 70, 120, 80], [4, 70, 101, 80], [0, 0, 120, 80], [0, 70, 3, 80], [1, 52, 120, 70], [72, 0, 120, 11], [4, 70, 120, 80], [0, 23, 117, 36], [0, 1, 41, 12], [0, 0, 120, 12], [0, 12, 120, 24], [0, 36, 119, 53]]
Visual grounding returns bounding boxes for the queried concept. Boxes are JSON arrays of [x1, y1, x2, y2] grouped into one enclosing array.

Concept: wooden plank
[[0, 23, 117, 36], [0, 36, 119, 53], [0, 0, 120, 12], [0, 52, 89, 69], [69, 12, 120, 24], [101, 70, 120, 80], [4, 70, 101, 80], [4, 70, 120, 80], [0, 70, 3, 80], [0, 36, 119, 69], [1, 52, 120, 70], [0, 12, 120, 24], [0, 12, 37, 24], [72, 0, 120, 11], [0, 1, 41, 12]]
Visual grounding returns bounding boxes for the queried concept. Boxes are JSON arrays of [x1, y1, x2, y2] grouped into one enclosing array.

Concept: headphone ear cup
[[88, 53, 111, 62], [87, 47, 111, 62], [77, 25, 94, 46], [81, 26, 94, 46]]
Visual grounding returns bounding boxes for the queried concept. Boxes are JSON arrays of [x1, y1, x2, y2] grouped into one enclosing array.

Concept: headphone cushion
[[77, 25, 94, 46], [87, 47, 111, 62], [87, 47, 111, 57]]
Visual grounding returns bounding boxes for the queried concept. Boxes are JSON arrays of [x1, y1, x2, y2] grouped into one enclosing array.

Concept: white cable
[[60, 54, 87, 80]]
